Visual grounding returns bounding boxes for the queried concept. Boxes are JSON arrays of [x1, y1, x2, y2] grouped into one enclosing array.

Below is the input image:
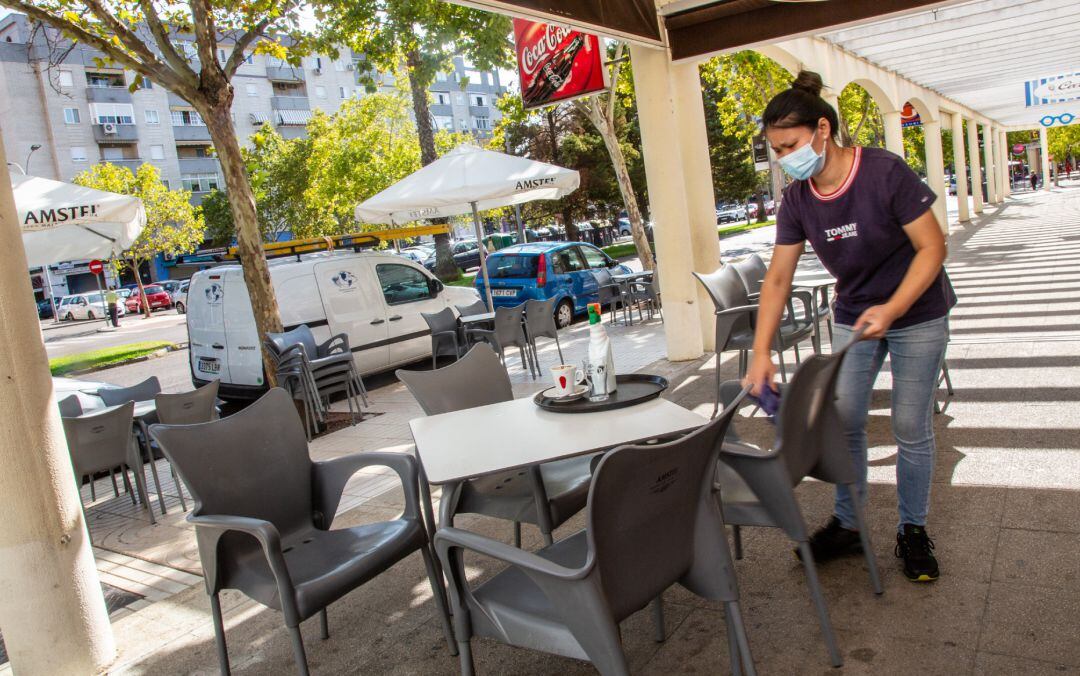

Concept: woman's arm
[[855, 210, 947, 338], [745, 243, 803, 394]]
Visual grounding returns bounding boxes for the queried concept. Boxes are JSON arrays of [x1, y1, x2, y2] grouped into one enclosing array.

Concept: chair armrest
[[318, 332, 350, 357], [311, 451, 421, 529], [747, 292, 761, 302], [719, 440, 775, 459], [463, 327, 494, 339], [188, 514, 296, 611], [789, 289, 815, 323], [434, 527, 588, 581], [715, 304, 759, 319]]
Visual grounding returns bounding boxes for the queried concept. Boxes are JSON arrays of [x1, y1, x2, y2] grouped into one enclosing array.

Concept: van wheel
[[175, 301, 186, 314], [555, 299, 574, 329], [87, 310, 95, 320]]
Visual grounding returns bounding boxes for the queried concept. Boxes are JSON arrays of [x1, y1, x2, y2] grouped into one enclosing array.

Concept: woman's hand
[[854, 304, 899, 339], [743, 351, 778, 396]]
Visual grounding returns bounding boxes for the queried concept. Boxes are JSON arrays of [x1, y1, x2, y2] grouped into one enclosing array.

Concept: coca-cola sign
[[514, 19, 606, 110]]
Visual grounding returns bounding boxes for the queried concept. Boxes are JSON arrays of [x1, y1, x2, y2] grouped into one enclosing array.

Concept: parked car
[[716, 204, 748, 224], [57, 292, 125, 321], [616, 218, 655, 239], [37, 299, 54, 319], [186, 249, 481, 400], [476, 242, 633, 328], [157, 280, 184, 296], [171, 280, 190, 314], [423, 239, 483, 272], [124, 284, 173, 313], [396, 247, 433, 266]]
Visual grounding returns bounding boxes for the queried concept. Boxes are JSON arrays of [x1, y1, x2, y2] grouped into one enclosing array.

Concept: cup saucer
[[542, 384, 589, 402]]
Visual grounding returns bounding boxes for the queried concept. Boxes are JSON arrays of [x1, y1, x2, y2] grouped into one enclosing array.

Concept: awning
[[276, 110, 312, 126], [250, 112, 271, 124]]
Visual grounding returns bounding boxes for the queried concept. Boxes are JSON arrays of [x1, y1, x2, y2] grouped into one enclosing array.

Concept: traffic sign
[[88, 259, 103, 275]]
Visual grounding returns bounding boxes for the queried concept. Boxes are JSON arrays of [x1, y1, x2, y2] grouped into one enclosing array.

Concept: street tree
[[0, 0, 320, 377], [1048, 124, 1080, 176], [317, 0, 513, 280], [73, 163, 203, 317]]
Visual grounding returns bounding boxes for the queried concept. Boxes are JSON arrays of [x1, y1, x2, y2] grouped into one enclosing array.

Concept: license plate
[[491, 289, 517, 297], [198, 358, 220, 374]]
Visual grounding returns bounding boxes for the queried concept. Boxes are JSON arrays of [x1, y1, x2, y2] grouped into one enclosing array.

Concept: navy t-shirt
[[775, 146, 956, 330]]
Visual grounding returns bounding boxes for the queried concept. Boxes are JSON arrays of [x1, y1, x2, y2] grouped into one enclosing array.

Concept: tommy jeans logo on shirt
[[825, 222, 858, 242]]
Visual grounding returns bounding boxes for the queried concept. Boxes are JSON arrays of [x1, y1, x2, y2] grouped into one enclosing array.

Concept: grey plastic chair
[[154, 380, 220, 425], [397, 344, 592, 547], [590, 267, 628, 325], [62, 402, 156, 530], [58, 394, 84, 418], [628, 274, 662, 322], [733, 254, 819, 355], [265, 342, 325, 440], [97, 376, 174, 513], [267, 325, 369, 408], [148, 388, 456, 676], [524, 296, 564, 367], [435, 389, 756, 676], [713, 332, 883, 669], [464, 303, 536, 377], [455, 300, 489, 318], [422, 307, 464, 368]]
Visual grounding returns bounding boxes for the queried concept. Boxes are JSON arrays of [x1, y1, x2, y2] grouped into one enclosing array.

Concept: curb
[[61, 343, 189, 377]]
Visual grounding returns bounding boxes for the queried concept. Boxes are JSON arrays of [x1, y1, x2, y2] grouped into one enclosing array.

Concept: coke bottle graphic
[[523, 34, 585, 107]]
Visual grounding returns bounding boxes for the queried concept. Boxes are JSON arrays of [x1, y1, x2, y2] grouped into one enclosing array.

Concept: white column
[[630, 43, 704, 361], [922, 117, 948, 232], [998, 130, 1011, 198], [982, 123, 998, 204], [1039, 126, 1052, 188], [950, 113, 970, 222], [0, 136, 116, 672], [671, 59, 722, 350], [966, 118, 985, 213], [883, 110, 905, 157]]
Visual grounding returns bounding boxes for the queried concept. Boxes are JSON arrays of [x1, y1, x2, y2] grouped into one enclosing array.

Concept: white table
[[410, 396, 708, 484]]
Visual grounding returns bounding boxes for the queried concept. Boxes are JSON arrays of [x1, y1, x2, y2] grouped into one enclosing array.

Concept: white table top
[[410, 396, 708, 484]]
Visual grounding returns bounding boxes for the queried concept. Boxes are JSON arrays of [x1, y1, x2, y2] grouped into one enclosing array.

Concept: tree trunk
[[755, 190, 767, 223], [200, 98, 283, 387], [131, 256, 151, 318], [579, 101, 655, 270], [406, 50, 458, 280]]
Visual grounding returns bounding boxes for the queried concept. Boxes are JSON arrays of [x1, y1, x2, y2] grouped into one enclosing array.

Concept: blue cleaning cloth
[[748, 384, 782, 420]]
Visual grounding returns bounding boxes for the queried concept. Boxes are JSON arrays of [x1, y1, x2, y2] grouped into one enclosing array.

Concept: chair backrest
[[493, 303, 527, 344], [775, 331, 862, 484], [97, 376, 161, 406], [396, 343, 512, 415], [57, 394, 83, 418], [149, 388, 313, 535], [266, 325, 319, 359], [524, 297, 558, 339], [62, 401, 135, 478], [586, 398, 742, 618], [692, 266, 752, 335], [155, 380, 220, 425], [455, 300, 488, 317], [421, 307, 457, 335], [733, 254, 768, 297]]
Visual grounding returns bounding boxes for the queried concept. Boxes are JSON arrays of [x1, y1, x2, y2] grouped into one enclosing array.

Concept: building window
[[144, 109, 159, 124], [150, 144, 165, 160], [90, 103, 135, 125], [140, 78, 153, 90], [63, 108, 80, 124], [244, 52, 254, 65], [246, 83, 258, 97], [474, 116, 490, 130], [58, 70, 73, 88], [434, 92, 450, 106], [434, 115, 454, 131], [473, 94, 487, 107], [182, 173, 219, 193], [334, 60, 345, 72], [217, 48, 227, 64], [435, 71, 448, 82], [171, 110, 205, 126], [315, 85, 326, 98], [337, 86, 345, 99], [70, 146, 88, 162], [313, 56, 323, 71]]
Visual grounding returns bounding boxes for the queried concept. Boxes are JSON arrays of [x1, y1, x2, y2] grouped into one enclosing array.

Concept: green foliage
[[72, 163, 204, 269], [838, 83, 884, 148], [1048, 125, 1080, 163], [699, 62, 760, 203], [704, 51, 793, 145], [49, 341, 175, 376], [200, 189, 235, 247]]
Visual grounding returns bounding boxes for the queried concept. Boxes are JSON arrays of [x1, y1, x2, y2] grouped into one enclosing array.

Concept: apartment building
[[0, 14, 506, 295]]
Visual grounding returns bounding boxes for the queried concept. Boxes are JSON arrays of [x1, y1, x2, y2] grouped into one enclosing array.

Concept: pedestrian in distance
[[746, 70, 955, 583], [1030, 170, 1039, 191], [105, 286, 120, 327]]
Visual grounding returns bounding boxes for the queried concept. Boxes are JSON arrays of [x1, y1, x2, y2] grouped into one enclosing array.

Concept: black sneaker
[[895, 524, 939, 582], [796, 516, 862, 562]]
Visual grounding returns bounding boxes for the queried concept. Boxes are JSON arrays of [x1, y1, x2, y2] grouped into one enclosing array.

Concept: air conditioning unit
[[102, 122, 118, 135]]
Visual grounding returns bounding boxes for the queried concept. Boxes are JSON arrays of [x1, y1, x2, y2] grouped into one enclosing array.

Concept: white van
[[187, 250, 482, 399], [57, 291, 126, 321]]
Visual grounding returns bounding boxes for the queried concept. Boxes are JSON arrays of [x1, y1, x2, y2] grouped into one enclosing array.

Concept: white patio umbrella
[[355, 144, 580, 309], [13, 172, 146, 268]]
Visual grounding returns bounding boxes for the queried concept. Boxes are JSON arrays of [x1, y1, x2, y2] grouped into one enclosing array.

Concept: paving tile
[[975, 651, 1080, 675], [979, 582, 1080, 667], [1002, 487, 1080, 533], [992, 528, 1080, 591]]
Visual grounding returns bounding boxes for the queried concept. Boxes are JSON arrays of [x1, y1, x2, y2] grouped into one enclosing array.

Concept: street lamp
[[25, 144, 41, 174]]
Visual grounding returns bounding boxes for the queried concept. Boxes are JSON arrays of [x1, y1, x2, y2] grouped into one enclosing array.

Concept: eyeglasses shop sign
[[1025, 72, 1080, 107]]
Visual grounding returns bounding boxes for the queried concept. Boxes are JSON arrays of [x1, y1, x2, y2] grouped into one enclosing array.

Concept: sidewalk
[[14, 181, 1080, 674]]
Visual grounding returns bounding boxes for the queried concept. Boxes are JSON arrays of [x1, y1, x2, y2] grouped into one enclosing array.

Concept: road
[[43, 310, 189, 359]]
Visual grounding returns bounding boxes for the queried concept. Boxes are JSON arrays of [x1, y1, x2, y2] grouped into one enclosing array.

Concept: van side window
[[376, 264, 434, 305]]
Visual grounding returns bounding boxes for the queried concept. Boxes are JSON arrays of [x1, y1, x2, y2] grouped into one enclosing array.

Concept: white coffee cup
[[550, 364, 586, 397]]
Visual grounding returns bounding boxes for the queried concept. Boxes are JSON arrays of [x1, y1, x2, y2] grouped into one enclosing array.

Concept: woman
[[746, 71, 955, 582]]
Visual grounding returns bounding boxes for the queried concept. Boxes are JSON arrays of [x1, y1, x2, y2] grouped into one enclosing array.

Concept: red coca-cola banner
[[514, 19, 606, 110]]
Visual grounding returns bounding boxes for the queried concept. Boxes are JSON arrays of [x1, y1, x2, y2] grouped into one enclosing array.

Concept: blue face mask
[[779, 131, 826, 181]]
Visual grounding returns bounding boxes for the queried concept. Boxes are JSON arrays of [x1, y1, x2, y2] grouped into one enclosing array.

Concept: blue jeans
[[831, 316, 948, 532]]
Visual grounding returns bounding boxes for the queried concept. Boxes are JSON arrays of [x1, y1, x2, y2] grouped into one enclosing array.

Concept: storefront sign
[[901, 102, 922, 128], [1013, 144, 1026, 155], [1025, 72, 1080, 107], [514, 19, 606, 110], [752, 134, 770, 171]]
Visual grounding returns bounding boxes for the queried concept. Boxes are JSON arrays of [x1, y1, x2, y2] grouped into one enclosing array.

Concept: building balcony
[[173, 125, 213, 142], [469, 105, 490, 118], [86, 86, 133, 104], [429, 103, 453, 116], [101, 158, 144, 171], [92, 124, 139, 143], [271, 96, 310, 111], [167, 91, 192, 107], [278, 126, 308, 140], [266, 66, 305, 82], [178, 157, 220, 173]]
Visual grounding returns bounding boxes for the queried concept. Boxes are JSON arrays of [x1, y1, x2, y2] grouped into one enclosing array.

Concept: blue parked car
[[476, 242, 632, 328]]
